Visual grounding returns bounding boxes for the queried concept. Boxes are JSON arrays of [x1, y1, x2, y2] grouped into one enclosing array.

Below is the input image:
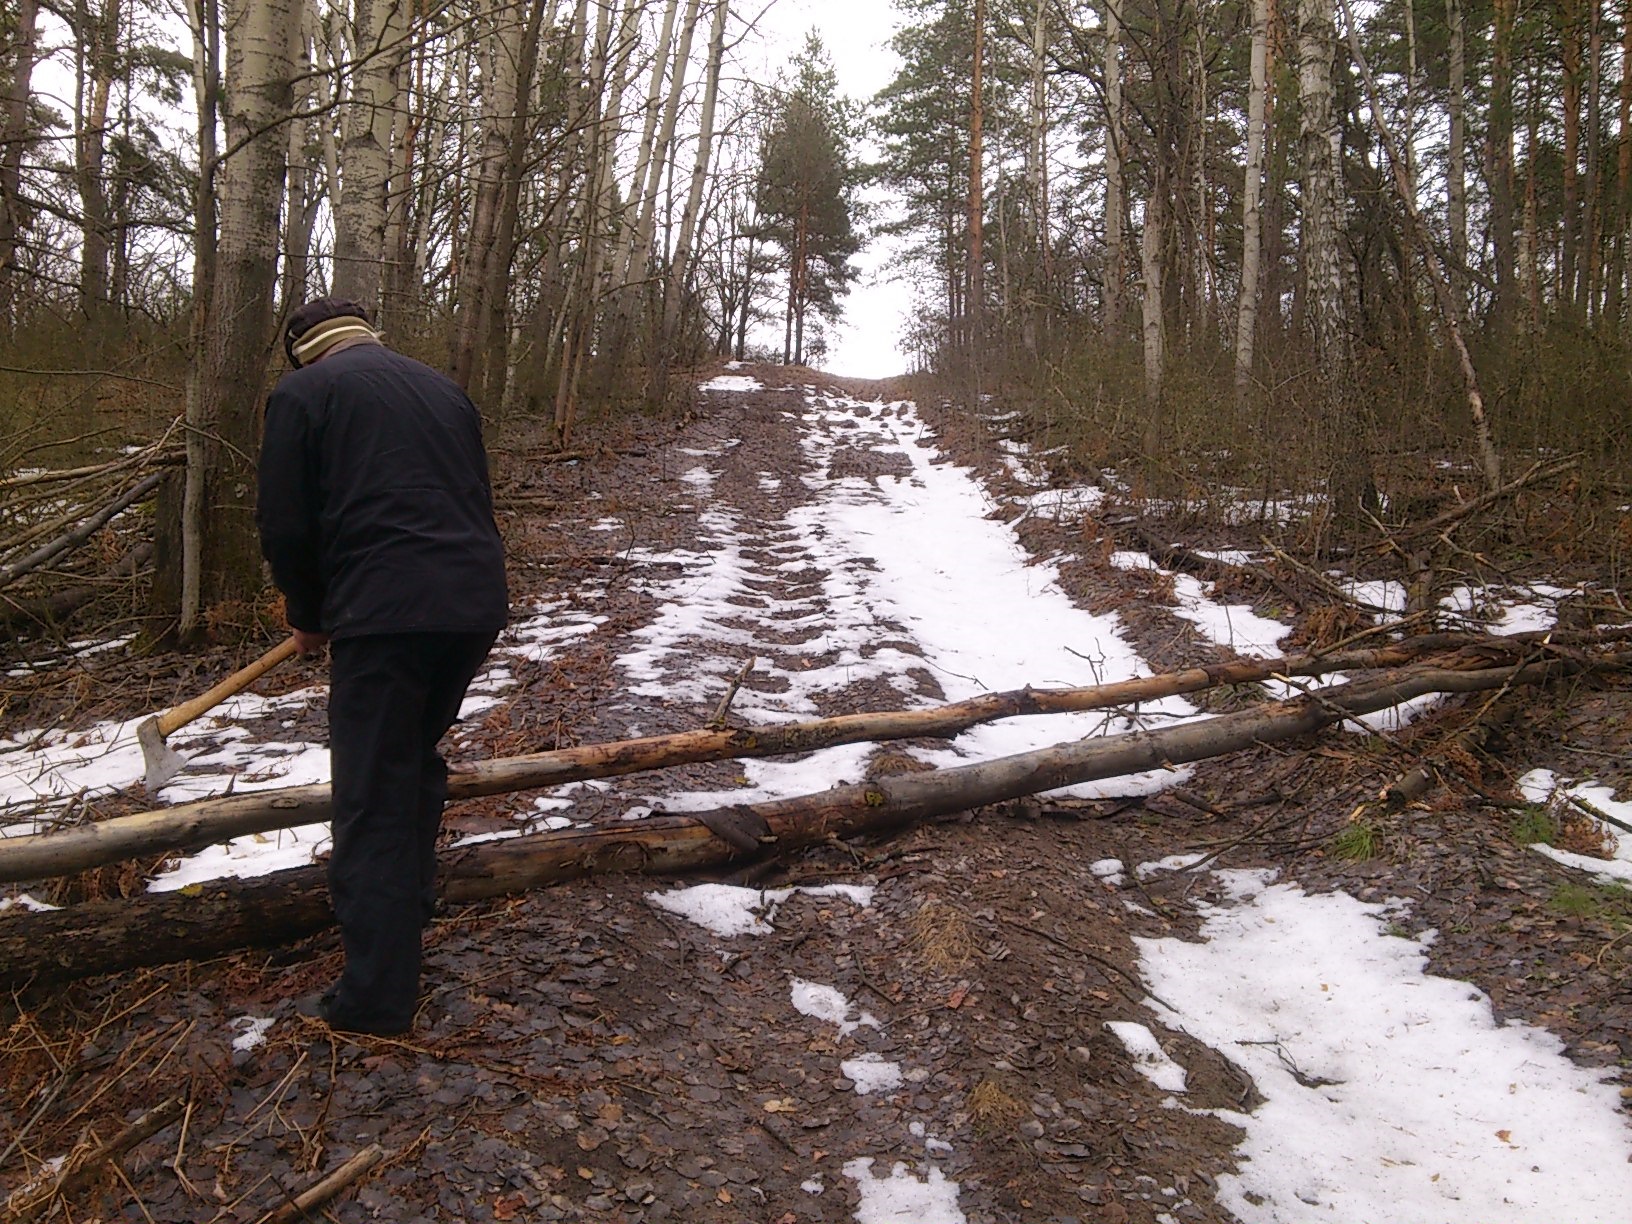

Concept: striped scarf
[[289, 315, 381, 367]]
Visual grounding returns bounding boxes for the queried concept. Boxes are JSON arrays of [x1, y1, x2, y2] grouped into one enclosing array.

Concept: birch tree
[[181, 0, 299, 628], [1233, 0, 1269, 396], [330, 0, 409, 309], [1103, 0, 1125, 334], [659, 0, 728, 345]]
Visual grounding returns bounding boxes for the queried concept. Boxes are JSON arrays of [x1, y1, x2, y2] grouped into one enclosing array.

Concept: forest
[[0, 0, 1627, 643], [2, 3, 1632, 1219]]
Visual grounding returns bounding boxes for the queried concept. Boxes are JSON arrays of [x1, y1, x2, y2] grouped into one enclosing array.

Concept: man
[[256, 297, 508, 1036]]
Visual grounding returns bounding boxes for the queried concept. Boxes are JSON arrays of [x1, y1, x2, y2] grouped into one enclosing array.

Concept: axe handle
[[154, 636, 301, 737]]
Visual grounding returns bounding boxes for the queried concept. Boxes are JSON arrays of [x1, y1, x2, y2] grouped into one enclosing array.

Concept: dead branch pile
[[0, 423, 182, 635]]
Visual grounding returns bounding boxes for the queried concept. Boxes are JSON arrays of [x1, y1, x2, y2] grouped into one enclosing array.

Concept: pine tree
[[754, 32, 861, 365]]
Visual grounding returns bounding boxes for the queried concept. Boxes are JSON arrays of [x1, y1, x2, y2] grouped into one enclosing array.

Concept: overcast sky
[[739, 0, 914, 379]]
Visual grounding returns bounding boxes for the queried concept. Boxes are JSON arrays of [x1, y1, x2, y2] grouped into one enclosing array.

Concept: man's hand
[[293, 629, 330, 656]]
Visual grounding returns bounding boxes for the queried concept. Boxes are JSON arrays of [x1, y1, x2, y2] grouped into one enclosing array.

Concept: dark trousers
[[326, 630, 496, 1029]]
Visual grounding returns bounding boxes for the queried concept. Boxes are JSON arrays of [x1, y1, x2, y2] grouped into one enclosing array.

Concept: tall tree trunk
[[1616, 0, 1632, 322], [1102, 0, 1124, 334], [381, 0, 435, 334], [1299, 0, 1367, 530], [0, 0, 39, 327], [966, 0, 984, 376], [1522, 67, 1541, 324], [624, 0, 701, 316], [1560, 0, 1583, 317], [1141, 194, 1165, 399], [73, 0, 121, 331], [1024, 0, 1049, 350], [1234, 0, 1270, 396], [1489, 0, 1517, 336], [612, 0, 680, 290], [1583, 0, 1603, 318], [175, 0, 221, 640], [476, 0, 552, 411], [331, 0, 409, 311], [449, 0, 527, 390], [658, 0, 727, 345], [189, 0, 298, 630], [280, 5, 319, 313], [1446, 0, 1466, 317]]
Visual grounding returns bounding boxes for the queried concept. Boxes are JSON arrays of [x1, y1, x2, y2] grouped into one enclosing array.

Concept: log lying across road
[[0, 631, 1573, 885], [0, 658, 1586, 986]]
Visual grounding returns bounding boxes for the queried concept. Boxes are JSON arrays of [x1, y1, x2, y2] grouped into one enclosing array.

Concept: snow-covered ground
[[3, 378, 1630, 1220]]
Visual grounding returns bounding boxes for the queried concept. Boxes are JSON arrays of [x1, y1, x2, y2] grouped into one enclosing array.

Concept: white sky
[[5, 376, 1630, 1220]]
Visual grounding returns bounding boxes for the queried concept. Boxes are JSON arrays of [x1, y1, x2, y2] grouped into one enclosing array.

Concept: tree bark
[[966, 0, 985, 374], [1102, 0, 1124, 334], [189, 0, 299, 624], [1489, 0, 1517, 336], [0, 661, 1578, 986], [330, 0, 409, 311], [0, 0, 39, 325], [449, 0, 529, 391], [659, 0, 728, 346], [0, 634, 1550, 884], [1446, 0, 1466, 316], [1234, 0, 1270, 396], [1140, 193, 1165, 399]]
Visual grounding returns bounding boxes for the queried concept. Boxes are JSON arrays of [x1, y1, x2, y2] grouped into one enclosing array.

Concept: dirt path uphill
[[3, 364, 1629, 1224]]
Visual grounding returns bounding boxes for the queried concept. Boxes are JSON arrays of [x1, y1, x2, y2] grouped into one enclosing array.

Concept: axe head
[[137, 715, 187, 794]]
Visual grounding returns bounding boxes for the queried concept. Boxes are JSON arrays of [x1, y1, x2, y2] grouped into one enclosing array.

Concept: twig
[[708, 656, 756, 728], [2, 1098, 182, 1223], [256, 1144, 387, 1224]]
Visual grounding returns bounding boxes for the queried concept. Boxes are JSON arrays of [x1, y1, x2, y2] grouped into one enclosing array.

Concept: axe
[[137, 637, 300, 793]]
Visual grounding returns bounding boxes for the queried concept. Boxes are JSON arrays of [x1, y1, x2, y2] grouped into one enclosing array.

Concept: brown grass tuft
[[967, 1077, 1027, 1135], [908, 898, 977, 973]]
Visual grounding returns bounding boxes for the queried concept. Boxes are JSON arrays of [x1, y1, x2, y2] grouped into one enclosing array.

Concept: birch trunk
[[1616, 1, 1632, 320], [1140, 195, 1165, 399], [966, 0, 985, 371], [1561, 0, 1583, 316], [1584, 0, 1603, 317], [1102, 0, 1124, 334], [1446, 0, 1466, 316], [1234, 0, 1269, 396], [1490, 0, 1517, 336], [1025, 0, 1049, 346], [449, 0, 526, 390], [612, 0, 681, 291], [1300, 0, 1370, 530], [331, 0, 409, 310], [280, 6, 320, 311], [190, 0, 299, 618], [658, 0, 727, 341], [623, 0, 701, 304]]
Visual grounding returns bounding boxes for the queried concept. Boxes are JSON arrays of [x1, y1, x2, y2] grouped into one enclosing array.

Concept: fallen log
[[0, 634, 1537, 884], [0, 660, 1579, 986]]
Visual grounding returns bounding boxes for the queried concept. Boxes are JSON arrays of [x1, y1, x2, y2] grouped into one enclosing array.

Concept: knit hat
[[284, 297, 379, 368]]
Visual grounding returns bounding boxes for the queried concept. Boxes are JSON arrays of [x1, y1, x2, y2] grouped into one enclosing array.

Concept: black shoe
[[297, 989, 411, 1036], [318, 996, 413, 1037]]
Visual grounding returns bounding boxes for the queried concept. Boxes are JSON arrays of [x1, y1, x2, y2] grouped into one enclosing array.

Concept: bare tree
[[1233, 0, 1269, 397]]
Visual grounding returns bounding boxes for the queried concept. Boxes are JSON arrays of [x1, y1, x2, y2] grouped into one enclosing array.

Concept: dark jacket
[[256, 342, 509, 639]]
